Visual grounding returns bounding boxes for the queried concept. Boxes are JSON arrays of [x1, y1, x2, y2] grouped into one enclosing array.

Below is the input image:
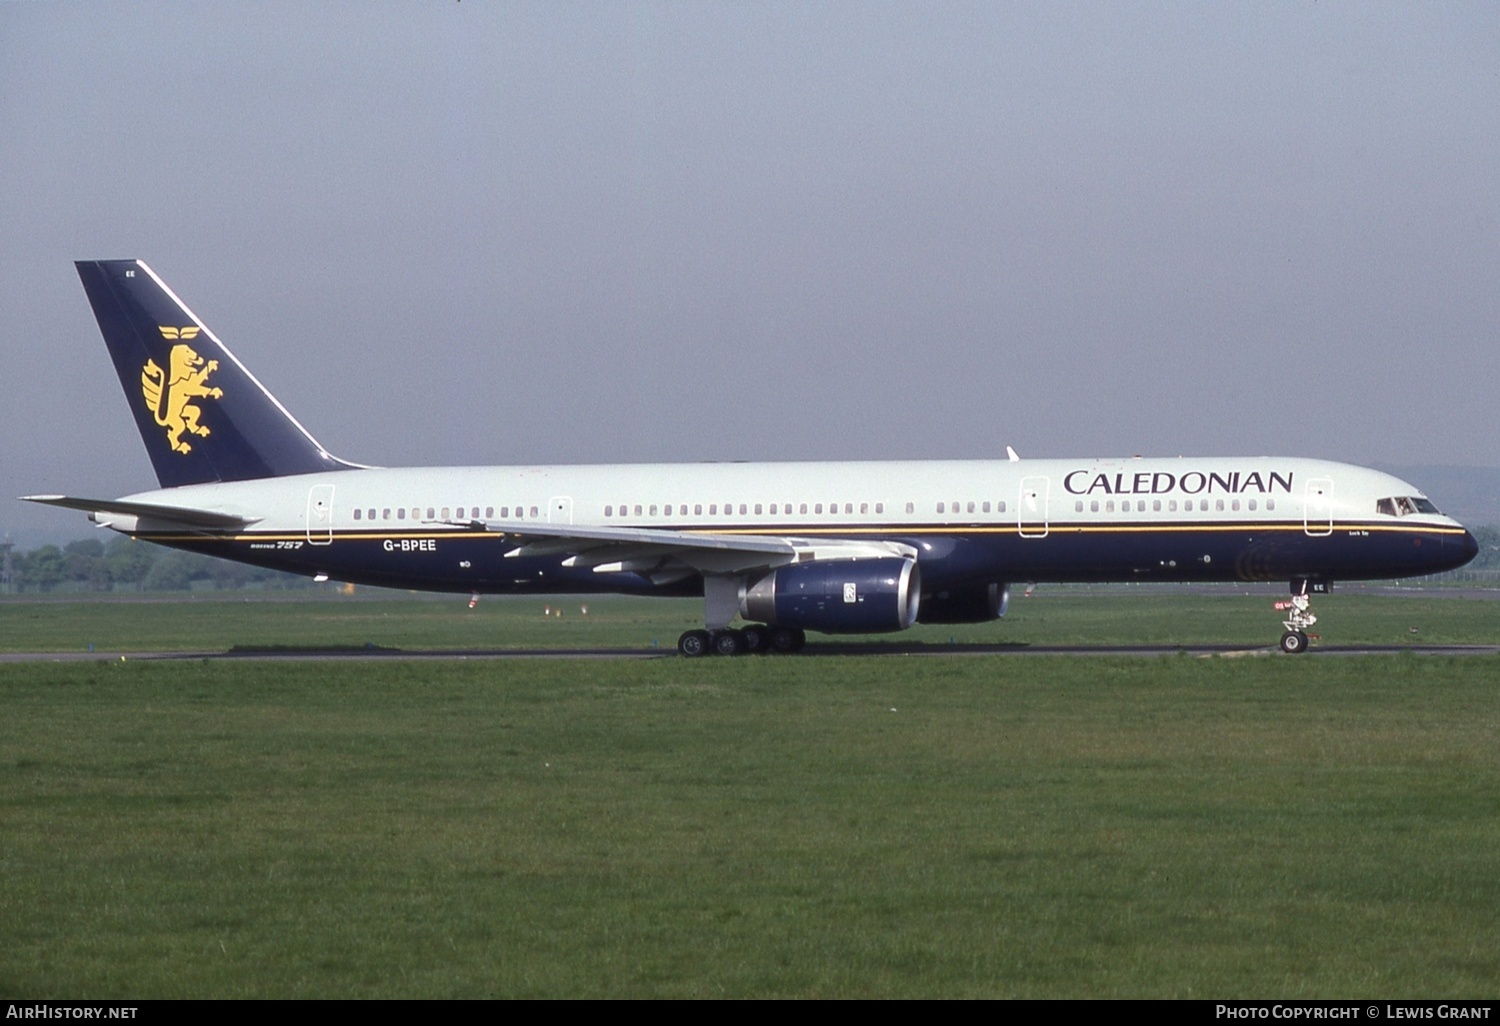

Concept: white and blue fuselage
[[29, 260, 1480, 655]]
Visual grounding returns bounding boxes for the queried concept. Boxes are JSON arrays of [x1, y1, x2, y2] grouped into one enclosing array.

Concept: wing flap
[[459, 518, 915, 576]]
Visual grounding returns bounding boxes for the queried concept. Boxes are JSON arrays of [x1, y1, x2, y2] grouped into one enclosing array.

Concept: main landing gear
[[1273, 580, 1323, 654], [677, 625, 806, 658]]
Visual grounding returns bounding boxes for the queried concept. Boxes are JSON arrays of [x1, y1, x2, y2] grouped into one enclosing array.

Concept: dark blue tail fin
[[76, 260, 356, 488]]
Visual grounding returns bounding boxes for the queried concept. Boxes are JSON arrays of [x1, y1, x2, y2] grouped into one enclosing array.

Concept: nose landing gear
[[1274, 579, 1324, 654]]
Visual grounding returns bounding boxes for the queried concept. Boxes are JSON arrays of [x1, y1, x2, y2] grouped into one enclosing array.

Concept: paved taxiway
[[4, 643, 1498, 663]]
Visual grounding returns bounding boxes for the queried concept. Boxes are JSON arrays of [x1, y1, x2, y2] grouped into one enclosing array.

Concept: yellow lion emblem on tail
[[142, 332, 223, 454]]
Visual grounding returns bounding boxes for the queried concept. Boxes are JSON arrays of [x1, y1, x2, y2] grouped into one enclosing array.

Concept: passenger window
[[353, 509, 362, 521], [845, 503, 853, 514], [875, 503, 884, 514], [1215, 499, 1224, 512], [1248, 499, 1257, 511], [1168, 500, 1177, 512], [382, 509, 391, 520], [1090, 500, 1099, 513], [1106, 500, 1115, 513], [815, 503, 824, 514], [1075, 500, 1083, 513], [739, 504, 747, 515], [1153, 500, 1161, 512], [937, 502, 945, 514], [1267, 499, 1275, 511], [650, 505, 658, 516], [529, 507, 538, 518], [426, 507, 435, 520], [1200, 499, 1209, 511], [967, 501, 975, 514], [368, 508, 376, 520], [663, 505, 672, 517], [800, 503, 808, 514], [861, 503, 869, 514], [983, 501, 991, 513], [905, 502, 914, 514], [695, 504, 702, 516], [1231, 499, 1240, 512]]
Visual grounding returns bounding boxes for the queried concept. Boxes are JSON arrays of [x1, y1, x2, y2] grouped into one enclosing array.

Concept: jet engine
[[740, 557, 921, 634], [917, 582, 1010, 624]]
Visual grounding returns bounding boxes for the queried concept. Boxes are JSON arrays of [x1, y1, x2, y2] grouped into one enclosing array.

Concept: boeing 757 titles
[[24, 261, 1479, 655]]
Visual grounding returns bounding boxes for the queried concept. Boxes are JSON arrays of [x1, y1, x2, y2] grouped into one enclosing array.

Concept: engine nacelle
[[741, 557, 921, 634], [917, 582, 1010, 624]]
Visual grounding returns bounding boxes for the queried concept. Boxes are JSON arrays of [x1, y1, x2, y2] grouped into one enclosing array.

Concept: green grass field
[[3, 626, 1500, 996]]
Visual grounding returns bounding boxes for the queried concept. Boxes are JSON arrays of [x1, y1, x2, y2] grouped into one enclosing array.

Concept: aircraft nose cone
[[1463, 529, 1480, 564]]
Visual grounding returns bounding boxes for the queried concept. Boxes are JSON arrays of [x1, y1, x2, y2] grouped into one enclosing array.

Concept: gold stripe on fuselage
[[134, 521, 1470, 544]]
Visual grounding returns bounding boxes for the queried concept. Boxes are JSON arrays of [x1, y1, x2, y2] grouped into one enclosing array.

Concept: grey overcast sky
[[3, 2, 1498, 545]]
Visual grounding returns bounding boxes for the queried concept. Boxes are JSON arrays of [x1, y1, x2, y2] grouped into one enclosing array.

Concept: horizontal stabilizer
[[21, 494, 259, 530]]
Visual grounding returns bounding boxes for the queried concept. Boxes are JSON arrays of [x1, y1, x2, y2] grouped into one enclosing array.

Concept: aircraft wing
[[21, 495, 261, 531], [450, 517, 916, 580]]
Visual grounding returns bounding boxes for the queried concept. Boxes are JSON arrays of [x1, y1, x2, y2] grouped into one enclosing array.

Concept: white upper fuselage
[[111, 455, 1460, 545]]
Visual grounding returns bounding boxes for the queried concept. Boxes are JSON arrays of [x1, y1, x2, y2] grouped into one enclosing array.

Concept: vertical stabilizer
[[75, 260, 355, 488]]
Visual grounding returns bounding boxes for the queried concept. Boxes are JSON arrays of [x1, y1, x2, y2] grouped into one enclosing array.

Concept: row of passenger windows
[[350, 497, 1283, 522], [1074, 498, 1276, 513], [936, 501, 1008, 514], [605, 501, 886, 518], [352, 505, 540, 522]]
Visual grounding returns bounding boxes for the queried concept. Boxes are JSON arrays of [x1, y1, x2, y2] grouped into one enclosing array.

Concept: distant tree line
[[2, 536, 316, 594], [4, 526, 1499, 595]]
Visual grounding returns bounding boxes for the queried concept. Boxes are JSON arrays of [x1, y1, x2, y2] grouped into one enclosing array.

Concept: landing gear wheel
[[1279, 630, 1309, 655], [740, 624, 770, 654], [769, 626, 806, 654], [712, 630, 745, 657], [678, 629, 711, 658]]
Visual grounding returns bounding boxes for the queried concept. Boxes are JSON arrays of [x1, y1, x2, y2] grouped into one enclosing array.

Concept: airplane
[[24, 259, 1479, 656]]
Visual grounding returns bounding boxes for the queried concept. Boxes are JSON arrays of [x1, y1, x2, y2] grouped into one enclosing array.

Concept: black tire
[[1279, 630, 1308, 654], [678, 629, 711, 658], [712, 630, 745, 657], [769, 626, 802, 654], [740, 624, 770, 654]]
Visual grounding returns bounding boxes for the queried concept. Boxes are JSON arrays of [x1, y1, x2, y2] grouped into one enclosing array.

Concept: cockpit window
[[1377, 496, 1442, 517]]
